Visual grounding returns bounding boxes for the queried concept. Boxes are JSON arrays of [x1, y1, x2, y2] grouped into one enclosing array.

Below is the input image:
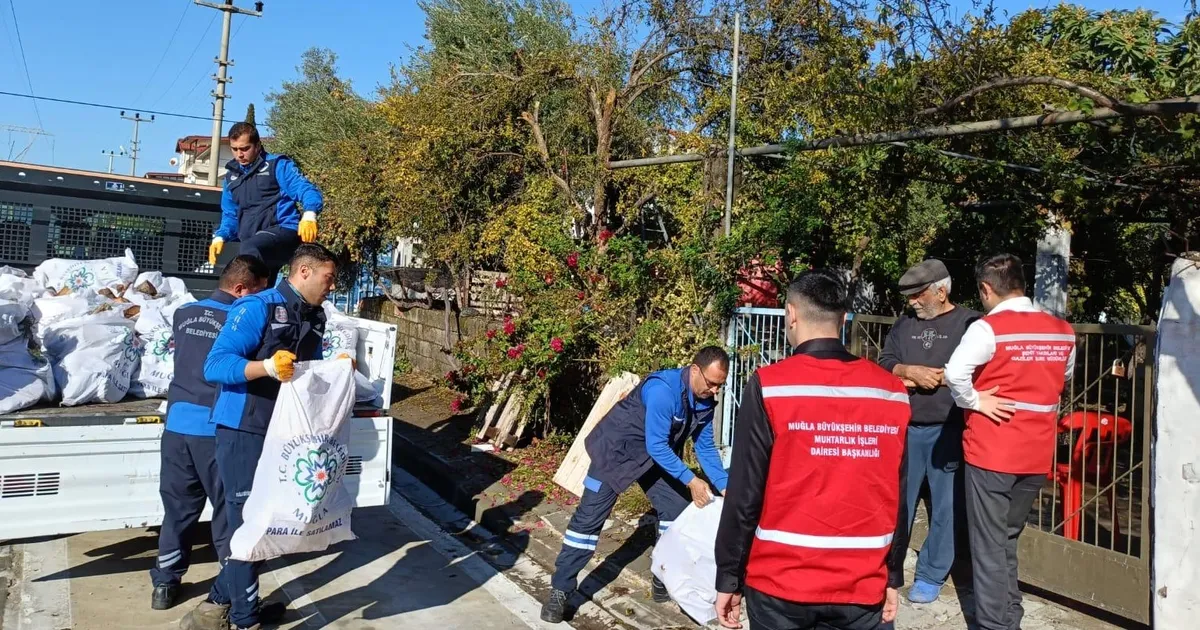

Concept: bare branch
[[625, 46, 697, 95], [918, 76, 1120, 116], [520, 102, 583, 213]]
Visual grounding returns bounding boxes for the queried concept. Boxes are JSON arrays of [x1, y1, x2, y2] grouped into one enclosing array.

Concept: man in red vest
[[944, 253, 1075, 630], [715, 270, 911, 630]]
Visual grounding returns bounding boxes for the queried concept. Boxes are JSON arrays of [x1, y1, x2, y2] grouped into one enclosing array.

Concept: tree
[[245, 103, 256, 126]]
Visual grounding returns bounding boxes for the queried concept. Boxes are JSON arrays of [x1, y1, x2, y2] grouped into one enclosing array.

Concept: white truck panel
[[0, 315, 398, 541]]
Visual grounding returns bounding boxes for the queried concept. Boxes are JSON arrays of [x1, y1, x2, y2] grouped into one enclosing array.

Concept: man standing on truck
[[207, 122, 324, 281], [151, 255, 271, 611], [540, 346, 730, 624], [180, 244, 337, 630]]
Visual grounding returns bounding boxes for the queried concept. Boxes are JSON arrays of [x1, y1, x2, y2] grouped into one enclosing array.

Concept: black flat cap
[[899, 259, 950, 296]]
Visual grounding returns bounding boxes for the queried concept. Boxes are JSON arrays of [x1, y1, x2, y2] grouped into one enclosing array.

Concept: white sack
[[321, 301, 358, 360], [31, 294, 103, 341], [42, 311, 139, 406], [650, 497, 724, 624], [127, 292, 196, 399], [0, 338, 52, 414], [0, 269, 43, 346], [34, 248, 139, 296], [230, 358, 357, 562]]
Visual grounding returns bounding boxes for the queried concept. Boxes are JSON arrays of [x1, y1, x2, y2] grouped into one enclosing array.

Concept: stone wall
[[359, 297, 490, 376]]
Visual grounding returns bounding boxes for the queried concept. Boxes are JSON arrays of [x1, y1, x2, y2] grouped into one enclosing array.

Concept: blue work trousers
[[212, 426, 266, 628], [151, 430, 229, 588], [905, 422, 968, 587]]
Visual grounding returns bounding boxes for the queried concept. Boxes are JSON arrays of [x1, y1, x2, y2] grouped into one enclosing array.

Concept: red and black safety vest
[[964, 310, 1075, 475], [746, 354, 910, 605]]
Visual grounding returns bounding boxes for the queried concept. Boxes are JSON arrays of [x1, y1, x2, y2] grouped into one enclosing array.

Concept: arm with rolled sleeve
[[692, 420, 728, 493], [215, 186, 239, 241], [204, 299, 267, 385], [643, 380, 696, 485], [944, 319, 997, 411], [275, 157, 324, 214], [715, 374, 773, 594]]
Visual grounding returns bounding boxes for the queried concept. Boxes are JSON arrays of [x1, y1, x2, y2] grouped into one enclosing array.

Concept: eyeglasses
[[696, 366, 725, 391]]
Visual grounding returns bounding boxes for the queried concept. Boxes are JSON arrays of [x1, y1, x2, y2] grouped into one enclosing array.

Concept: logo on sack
[[275, 305, 288, 324], [65, 267, 95, 291], [121, 329, 139, 364], [321, 332, 343, 359], [294, 447, 344, 504], [151, 330, 174, 359]]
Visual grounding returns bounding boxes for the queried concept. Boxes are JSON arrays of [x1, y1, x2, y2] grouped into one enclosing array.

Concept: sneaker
[[152, 583, 180, 610], [907, 580, 942, 604], [651, 576, 670, 603], [179, 600, 230, 630], [540, 588, 569, 623]]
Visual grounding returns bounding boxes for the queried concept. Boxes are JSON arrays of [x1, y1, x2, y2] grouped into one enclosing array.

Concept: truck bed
[[0, 397, 386, 426]]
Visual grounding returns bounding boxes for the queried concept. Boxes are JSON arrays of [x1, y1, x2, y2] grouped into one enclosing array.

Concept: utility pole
[[101, 148, 128, 174], [2, 125, 52, 161], [195, 0, 264, 186], [723, 13, 740, 237], [120, 111, 154, 176]]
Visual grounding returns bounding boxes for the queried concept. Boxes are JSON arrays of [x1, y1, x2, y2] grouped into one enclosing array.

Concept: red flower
[[538, 368, 547, 379], [486, 329, 497, 340], [445, 370, 457, 383], [544, 273, 554, 285], [450, 397, 464, 412], [550, 337, 564, 353], [566, 252, 579, 268], [462, 364, 475, 375], [503, 320, 516, 336], [495, 278, 507, 288], [598, 229, 614, 243], [507, 345, 525, 360], [576, 291, 586, 300]]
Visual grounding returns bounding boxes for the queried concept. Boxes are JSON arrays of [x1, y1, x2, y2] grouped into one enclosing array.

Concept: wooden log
[[491, 384, 526, 448], [475, 372, 515, 441], [552, 372, 641, 496]]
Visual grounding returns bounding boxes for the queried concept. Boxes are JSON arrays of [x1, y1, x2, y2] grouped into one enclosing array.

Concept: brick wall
[[360, 297, 491, 376]]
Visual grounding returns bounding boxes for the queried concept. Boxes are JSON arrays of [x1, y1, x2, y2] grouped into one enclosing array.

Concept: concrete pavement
[[1, 483, 614, 630]]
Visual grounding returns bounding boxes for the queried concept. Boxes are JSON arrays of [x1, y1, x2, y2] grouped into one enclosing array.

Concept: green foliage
[[264, 0, 1200, 430]]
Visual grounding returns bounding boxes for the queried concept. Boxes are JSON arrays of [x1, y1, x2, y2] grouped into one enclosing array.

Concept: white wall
[[1153, 255, 1200, 629]]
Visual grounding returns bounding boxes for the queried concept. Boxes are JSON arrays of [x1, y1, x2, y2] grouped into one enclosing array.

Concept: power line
[[6, 0, 43, 130], [133, 0, 193, 106], [0, 90, 273, 130], [154, 11, 220, 110]]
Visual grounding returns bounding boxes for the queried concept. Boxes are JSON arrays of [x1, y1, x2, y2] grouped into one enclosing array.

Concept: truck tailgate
[[0, 416, 393, 541]]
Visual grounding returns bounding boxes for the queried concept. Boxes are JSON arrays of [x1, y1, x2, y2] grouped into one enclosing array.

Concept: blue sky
[[0, 0, 1184, 177]]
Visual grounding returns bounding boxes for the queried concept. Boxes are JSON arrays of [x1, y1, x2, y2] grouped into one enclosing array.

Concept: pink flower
[[486, 329, 497, 340], [507, 346, 523, 360], [550, 337, 564, 353], [544, 273, 554, 285], [566, 252, 579, 268], [445, 370, 457, 383], [576, 291, 586, 300], [537, 368, 547, 379], [495, 278, 507, 288], [598, 229, 614, 243], [450, 398, 464, 412], [462, 364, 475, 375], [503, 320, 516, 336]]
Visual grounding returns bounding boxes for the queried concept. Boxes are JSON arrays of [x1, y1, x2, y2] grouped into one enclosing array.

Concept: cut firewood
[[552, 372, 640, 496]]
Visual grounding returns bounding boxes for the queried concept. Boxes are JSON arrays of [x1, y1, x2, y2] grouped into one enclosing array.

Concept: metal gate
[[718, 306, 1154, 623]]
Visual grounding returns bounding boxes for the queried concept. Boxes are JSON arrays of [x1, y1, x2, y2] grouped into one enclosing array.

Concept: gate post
[[1153, 255, 1200, 628]]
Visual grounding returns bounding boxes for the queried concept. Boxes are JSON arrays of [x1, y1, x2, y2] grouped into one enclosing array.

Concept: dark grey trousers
[[965, 463, 1043, 630]]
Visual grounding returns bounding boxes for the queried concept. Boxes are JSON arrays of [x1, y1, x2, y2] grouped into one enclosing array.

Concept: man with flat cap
[[877, 259, 979, 603]]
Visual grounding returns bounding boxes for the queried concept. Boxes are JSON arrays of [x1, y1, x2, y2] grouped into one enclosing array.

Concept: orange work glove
[[298, 211, 318, 243], [208, 238, 224, 266], [263, 350, 297, 382]]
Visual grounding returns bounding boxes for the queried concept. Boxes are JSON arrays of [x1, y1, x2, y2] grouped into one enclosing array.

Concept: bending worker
[[540, 346, 731, 624], [716, 270, 910, 630], [207, 122, 324, 279], [180, 244, 338, 630], [150, 256, 270, 611], [944, 254, 1075, 630], [877, 259, 979, 603]]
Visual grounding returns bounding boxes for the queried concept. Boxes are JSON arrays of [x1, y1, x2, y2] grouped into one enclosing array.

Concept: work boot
[[540, 588, 569, 623], [152, 583, 180, 610], [179, 600, 230, 630], [651, 576, 670, 603], [228, 601, 287, 630]]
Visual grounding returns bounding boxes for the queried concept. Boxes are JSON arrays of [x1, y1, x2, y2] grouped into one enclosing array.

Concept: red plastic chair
[[1051, 411, 1133, 541]]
